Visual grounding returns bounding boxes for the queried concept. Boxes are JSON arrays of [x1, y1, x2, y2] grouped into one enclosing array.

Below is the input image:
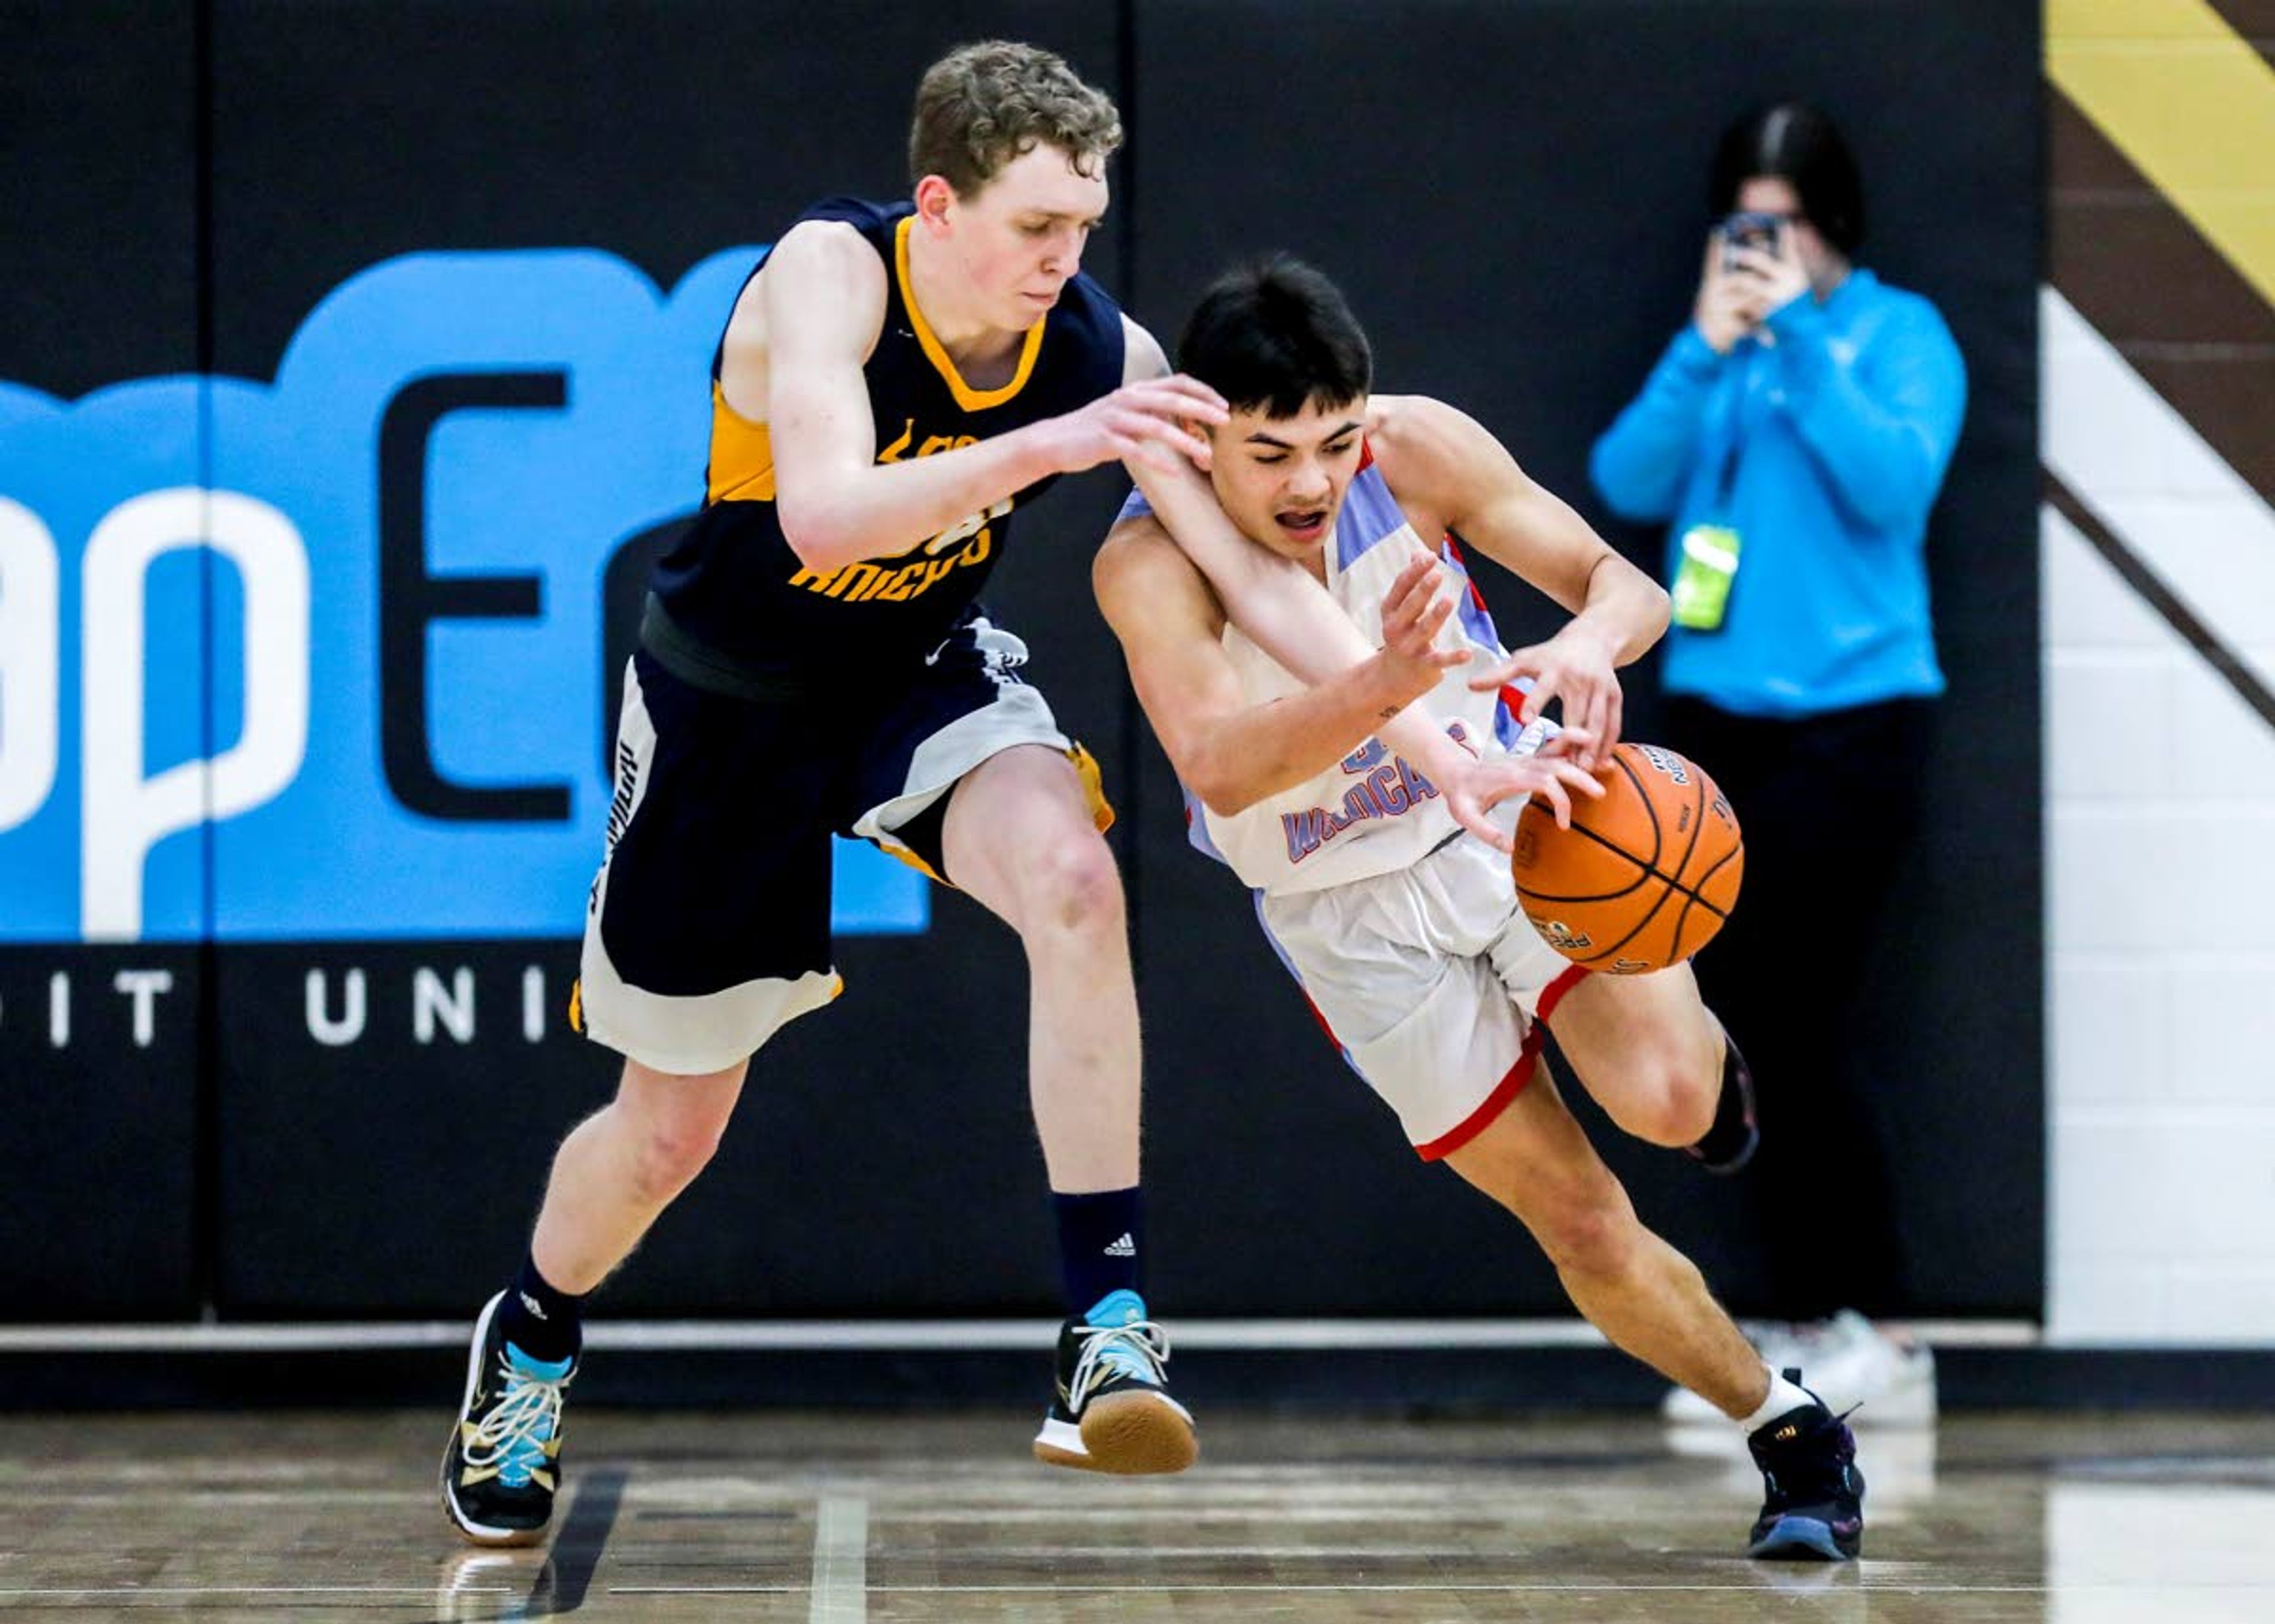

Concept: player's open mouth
[[1277, 509, 1328, 540]]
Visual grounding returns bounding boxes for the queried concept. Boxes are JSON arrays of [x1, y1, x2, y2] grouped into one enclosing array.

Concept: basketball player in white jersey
[[1093, 258, 1867, 1561]]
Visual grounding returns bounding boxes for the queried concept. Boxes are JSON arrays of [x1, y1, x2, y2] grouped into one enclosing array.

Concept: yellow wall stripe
[[2047, 0, 2275, 307]]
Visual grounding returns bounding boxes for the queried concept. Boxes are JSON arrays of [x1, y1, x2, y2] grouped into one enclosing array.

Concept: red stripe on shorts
[[1412, 962, 1591, 1161]]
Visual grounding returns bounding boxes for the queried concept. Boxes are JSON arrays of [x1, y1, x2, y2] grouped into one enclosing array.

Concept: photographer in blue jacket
[[1591, 102, 1966, 1425]]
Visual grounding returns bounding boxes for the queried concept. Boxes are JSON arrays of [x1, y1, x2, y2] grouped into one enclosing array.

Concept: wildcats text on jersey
[[1283, 738, 1444, 865]]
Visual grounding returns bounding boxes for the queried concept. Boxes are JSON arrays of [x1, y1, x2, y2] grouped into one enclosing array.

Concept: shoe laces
[[1757, 1408, 1857, 1507], [464, 1352, 570, 1488], [1068, 1317, 1171, 1407]]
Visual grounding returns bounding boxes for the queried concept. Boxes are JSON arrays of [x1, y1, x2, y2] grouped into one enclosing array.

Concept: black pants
[[1661, 695, 1935, 1320]]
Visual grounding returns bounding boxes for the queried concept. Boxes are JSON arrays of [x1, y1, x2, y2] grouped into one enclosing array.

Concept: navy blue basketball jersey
[[643, 197, 1127, 697]]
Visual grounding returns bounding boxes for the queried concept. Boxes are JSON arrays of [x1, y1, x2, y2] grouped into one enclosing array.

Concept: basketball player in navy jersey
[[1094, 258, 1867, 1561], [443, 40, 1309, 1546]]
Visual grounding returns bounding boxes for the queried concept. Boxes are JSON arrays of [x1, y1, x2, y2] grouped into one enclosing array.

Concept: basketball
[[1510, 741, 1743, 974]]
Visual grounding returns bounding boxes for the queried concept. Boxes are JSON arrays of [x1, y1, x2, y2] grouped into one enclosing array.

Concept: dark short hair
[[908, 40, 1123, 197], [1176, 257, 1373, 418], [1710, 102, 1865, 255]]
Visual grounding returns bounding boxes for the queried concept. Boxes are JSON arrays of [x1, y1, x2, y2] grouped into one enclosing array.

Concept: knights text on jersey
[[646, 197, 1126, 697]]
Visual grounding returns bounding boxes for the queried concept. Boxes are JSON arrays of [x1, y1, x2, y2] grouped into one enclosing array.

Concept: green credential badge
[[1671, 523, 1741, 631]]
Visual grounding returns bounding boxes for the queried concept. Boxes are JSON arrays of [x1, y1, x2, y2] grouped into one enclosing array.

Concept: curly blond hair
[[909, 40, 1123, 197]]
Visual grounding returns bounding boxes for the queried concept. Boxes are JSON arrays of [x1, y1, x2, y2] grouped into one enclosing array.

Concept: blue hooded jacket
[[1590, 269, 1966, 718]]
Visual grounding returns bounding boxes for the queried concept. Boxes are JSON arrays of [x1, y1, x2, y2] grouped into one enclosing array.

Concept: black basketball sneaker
[[1032, 1288, 1197, 1475], [1747, 1370, 1865, 1559], [442, 1291, 576, 1546]]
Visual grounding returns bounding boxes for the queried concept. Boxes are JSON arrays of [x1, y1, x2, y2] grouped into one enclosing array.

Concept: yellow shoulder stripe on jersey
[[896, 214, 1046, 412], [708, 382, 777, 503]]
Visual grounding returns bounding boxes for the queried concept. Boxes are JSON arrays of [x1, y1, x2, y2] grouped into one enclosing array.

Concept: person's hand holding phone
[[1693, 227, 1764, 354], [1696, 213, 1810, 352], [1721, 214, 1811, 329]]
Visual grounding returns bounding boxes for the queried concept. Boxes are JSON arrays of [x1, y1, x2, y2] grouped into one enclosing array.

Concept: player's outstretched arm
[[1377, 396, 1670, 768], [1113, 322, 1530, 820], [1119, 322, 1398, 683], [1096, 515, 1602, 825], [759, 227, 1226, 573]]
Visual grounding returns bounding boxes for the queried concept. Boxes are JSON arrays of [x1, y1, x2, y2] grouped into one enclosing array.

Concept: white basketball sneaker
[[1664, 1310, 1936, 1426]]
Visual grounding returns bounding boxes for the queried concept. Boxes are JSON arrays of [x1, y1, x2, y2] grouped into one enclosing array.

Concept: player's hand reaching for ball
[[1469, 620, 1624, 769], [1053, 374, 1228, 476], [1433, 727, 1606, 850], [1367, 550, 1469, 711]]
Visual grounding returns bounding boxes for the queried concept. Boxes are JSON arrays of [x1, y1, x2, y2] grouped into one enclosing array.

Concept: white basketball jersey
[[1132, 458, 1539, 897]]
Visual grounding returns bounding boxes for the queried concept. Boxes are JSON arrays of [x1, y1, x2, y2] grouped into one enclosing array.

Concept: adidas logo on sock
[[519, 1291, 549, 1320], [1103, 1233, 1136, 1257]]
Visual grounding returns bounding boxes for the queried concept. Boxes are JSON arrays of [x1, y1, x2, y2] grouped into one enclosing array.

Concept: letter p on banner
[[79, 489, 310, 941]]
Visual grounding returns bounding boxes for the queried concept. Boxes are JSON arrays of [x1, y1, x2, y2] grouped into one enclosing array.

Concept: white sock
[[1738, 1364, 1816, 1433]]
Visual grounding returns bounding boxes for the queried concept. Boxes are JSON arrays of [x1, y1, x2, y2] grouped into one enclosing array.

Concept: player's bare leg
[[447, 1058, 746, 1545], [1552, 962, 1759, 1173], [943, 745, 1141, 1192], [1543, 965, 1723, 1148], [1461, 1009, 1863, 1558], [1441, 1065, 1767, 1418], [944, 744, 1194, 1474], [531, 1058, 751, 1292]]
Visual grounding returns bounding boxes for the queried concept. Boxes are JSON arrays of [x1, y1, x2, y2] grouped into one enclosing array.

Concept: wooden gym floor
[[2, 1408, 2271, 1621]]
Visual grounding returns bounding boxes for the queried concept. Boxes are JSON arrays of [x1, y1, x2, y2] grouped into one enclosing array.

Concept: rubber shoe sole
[[1748, 1513, 1861, 1561], [1032, 1391, 1197, 1475]]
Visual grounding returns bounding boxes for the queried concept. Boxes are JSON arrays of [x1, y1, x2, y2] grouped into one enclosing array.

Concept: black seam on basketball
[[1568, 859, 1684, 962], [1514, 747, 1687, 901], [1617, 750, 1664, 867], [1642, 859, 1735, 919], [1670, 888, 1715, 957], [1677, 845, 1743, 919], [1667, 761, 1707, 896], [1513, 746, 1740, 964], [1571, 858, 1734, 965], [1515, 819, 1652, 900]]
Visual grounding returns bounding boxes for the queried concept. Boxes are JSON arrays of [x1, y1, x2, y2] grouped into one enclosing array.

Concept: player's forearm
[[1135, 463, 1383, 677], [1185, 660, 1420, 816], [1134, 460, 1469, 788], [776, 426, 1063, 571], [1571, 551, 1672, 666], [1188, 536, 1472, 788]]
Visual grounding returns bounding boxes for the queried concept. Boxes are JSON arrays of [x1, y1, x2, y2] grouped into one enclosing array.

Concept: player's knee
[[628, 1110, 730, 1203], [1615, 1045, 1718, 1148], [1520, 1173, 1647, 1273], [1018, 827, 1126, 937], [1532, 1192, 1643, 1282]]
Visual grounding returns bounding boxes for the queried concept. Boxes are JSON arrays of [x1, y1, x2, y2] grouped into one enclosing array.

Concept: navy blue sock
[[1052, 1187, 1142, 1317], [494, 1254, 585, 1364]]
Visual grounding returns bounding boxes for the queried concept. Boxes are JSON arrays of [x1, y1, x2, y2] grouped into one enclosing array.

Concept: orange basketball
[[1510, 741, 1743, 974]]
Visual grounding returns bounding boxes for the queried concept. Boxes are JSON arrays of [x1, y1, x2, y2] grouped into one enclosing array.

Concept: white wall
[[2041, 288, 2275, 1344]]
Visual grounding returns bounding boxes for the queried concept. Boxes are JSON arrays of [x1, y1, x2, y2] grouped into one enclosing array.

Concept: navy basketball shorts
[[573, 616, 1109, 1074]]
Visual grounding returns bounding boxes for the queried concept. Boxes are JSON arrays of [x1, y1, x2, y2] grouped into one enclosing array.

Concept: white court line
[[0, 1588, 496, 1598], [608, 1581, 2275, 1595], [808, 1493, 867, 1623]]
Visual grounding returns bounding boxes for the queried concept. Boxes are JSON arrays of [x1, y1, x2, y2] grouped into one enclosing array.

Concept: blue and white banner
[[0, 249, 926, 944]]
